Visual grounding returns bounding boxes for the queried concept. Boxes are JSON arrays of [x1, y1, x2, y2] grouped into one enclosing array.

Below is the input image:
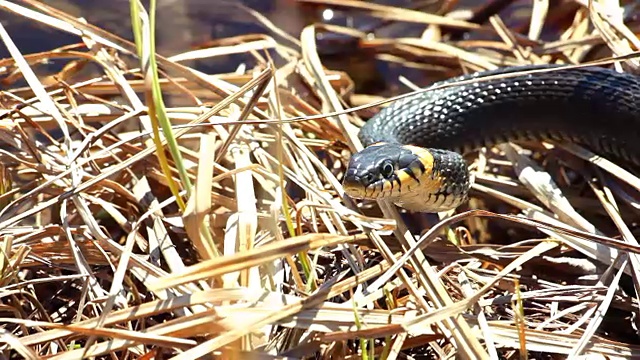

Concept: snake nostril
[[362, 173, 375, 184]]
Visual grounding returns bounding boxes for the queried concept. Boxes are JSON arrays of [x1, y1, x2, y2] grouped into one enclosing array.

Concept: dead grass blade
[[149, 233, 366, 290]]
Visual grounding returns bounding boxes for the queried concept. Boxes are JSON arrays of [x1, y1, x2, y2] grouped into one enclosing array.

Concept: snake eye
[[380, 161, 394, 178]]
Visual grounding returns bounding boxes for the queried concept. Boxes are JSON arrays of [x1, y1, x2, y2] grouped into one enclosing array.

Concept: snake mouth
[[342, 184, 365, 199], [342, 172, 373, 199], [343, 160, 423, 201]]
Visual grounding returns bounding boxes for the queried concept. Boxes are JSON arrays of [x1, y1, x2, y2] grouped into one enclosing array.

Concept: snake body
[[342, 65, 640, 212]]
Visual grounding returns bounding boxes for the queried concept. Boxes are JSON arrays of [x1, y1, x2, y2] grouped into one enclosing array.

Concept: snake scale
[[342, 65, 640, 212]]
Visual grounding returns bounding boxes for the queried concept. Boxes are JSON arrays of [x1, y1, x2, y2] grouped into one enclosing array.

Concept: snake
[[342, 64, 640, 213]]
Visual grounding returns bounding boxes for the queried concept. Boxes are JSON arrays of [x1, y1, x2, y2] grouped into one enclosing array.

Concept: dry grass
[[1, 0, 640, 359]]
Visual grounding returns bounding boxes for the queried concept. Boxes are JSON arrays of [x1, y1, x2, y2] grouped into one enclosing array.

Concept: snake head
[[343, 142, 471, 212], [343, 142, 431, 200]]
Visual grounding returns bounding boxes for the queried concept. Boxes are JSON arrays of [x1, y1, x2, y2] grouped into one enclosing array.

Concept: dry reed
[[0, 0, 639, 359]]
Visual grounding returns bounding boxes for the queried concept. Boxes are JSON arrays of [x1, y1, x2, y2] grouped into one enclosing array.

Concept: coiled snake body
[[342, 65, 640, 212]]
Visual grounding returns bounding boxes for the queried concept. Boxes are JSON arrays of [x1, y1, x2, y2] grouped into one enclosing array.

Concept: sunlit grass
[[0, 0, 638, 358]]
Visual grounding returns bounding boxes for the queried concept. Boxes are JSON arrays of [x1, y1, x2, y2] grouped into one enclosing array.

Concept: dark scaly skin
[[360, 65, 640, 162], [345, 65, 640, 212]]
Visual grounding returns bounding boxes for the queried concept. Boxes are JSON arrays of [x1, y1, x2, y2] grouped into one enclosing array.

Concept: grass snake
[[342, 65, 640, 212]]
